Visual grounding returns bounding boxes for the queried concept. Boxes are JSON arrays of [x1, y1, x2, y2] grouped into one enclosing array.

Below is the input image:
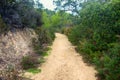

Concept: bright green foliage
[[67, 0, 120, 80], [26, 68, 41, 74], [42, 11, 52, 28], [42, 10, 73, 32]]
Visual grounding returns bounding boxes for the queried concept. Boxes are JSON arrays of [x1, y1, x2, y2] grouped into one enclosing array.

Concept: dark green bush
[[0, 0, 43, 31], [21, 56, 39, 70], [35, 27, 54, 45], [94, 43, 120, 80], [33, 27, 55, 55], [67, 0, 120, 80]]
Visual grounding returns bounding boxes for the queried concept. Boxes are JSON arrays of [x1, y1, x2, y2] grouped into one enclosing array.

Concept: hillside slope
[[0, 28, 36, 70]]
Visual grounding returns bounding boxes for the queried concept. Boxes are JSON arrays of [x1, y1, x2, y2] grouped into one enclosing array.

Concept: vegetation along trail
[[32, 33, 97, 80]]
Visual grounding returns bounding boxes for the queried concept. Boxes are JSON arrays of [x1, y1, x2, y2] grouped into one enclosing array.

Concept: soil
[[32, 33, 97, 80]]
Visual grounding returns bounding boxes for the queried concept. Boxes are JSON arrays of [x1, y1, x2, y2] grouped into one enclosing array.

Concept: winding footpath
[[32, 33, 97, 80]]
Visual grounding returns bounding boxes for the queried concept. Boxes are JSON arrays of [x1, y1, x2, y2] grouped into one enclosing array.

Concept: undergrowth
[[65, 0, 120, 80]]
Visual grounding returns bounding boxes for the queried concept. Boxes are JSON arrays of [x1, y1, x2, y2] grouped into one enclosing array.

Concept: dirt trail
[[32, 33, 97, 80]]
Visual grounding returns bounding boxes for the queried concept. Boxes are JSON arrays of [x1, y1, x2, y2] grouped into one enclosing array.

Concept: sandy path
[[32, 33, 97, 80]]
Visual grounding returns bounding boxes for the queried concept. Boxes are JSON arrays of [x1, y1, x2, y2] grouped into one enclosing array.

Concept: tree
[[0, 0, 43, 29], [53, 0, 83, 14], [67, 0, 120, 79]]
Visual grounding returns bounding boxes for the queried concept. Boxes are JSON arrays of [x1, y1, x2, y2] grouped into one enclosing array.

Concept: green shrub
[[26, 68, 41, 74], [33, 27, 54, 55], [35, 27, 54, 45], [94, 43, 120, 80], [67, 0, 120, 80], [21, 56, 39, 70], [61, 27, 72, 36]]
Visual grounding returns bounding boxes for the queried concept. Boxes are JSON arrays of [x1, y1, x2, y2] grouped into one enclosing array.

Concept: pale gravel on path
[[32, 33, 97, 80]]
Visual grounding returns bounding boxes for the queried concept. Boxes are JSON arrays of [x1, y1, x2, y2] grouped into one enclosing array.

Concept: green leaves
[[54, 0, 82, 14], [67, 0, 120, 80]]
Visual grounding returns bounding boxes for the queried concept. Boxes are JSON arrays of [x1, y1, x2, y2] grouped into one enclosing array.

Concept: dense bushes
[[42, 10, 73, 32], [67, 0, 120, 80], [21, 55, 40, 70], [94, 43, 120, 80], [0, 0, 42, 32], [33, 27, 55, 55]]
